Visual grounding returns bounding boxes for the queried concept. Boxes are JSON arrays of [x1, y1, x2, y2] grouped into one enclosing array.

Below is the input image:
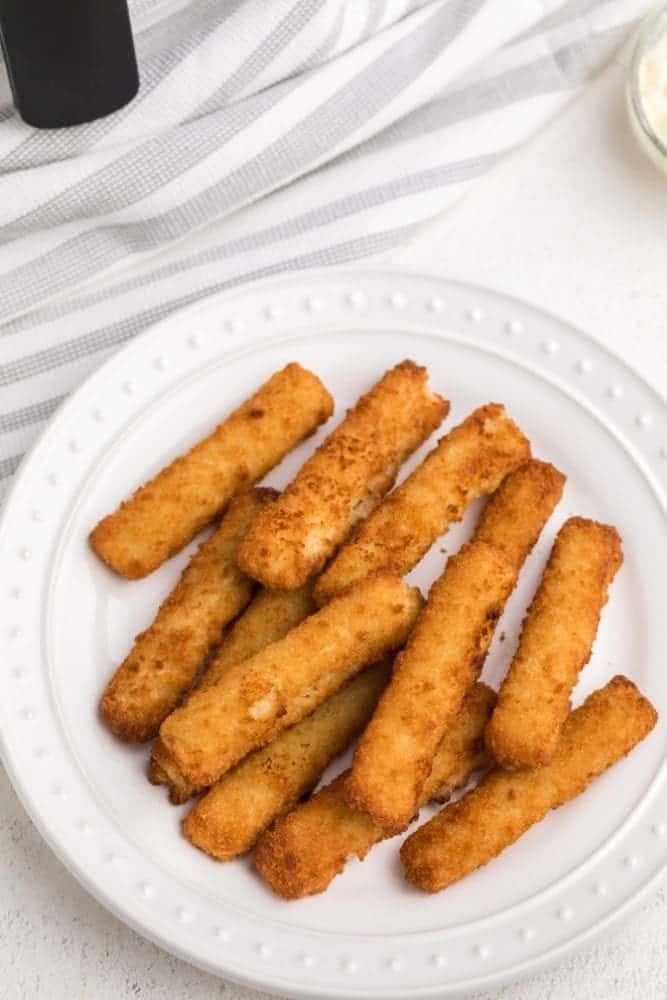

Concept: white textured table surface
[[2, 53, 666, 1000]]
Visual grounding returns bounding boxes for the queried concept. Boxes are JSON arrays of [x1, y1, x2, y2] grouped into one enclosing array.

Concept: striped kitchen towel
[[0, 0, 648, 498]]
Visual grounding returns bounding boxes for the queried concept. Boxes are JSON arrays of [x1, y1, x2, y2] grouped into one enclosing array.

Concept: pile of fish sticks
[[91, 360, 657, 898]]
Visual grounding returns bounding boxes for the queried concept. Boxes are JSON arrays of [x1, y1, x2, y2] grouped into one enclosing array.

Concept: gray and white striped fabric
[[0, 0, 648, 499]]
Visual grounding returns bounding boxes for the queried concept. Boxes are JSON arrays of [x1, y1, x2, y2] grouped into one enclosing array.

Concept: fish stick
[[401, 676, 657, 893], [183, 661, 391, 861], [346, 542, 515, 833], [475, 460, 565, 574], [237, 361, 448, 590], [336, 461, 561, 829], [198, 584, 315, 691], [100, 489, 275, 743], [157, 573, 423, 792], [90, 363, 333, 578], [150, 583, 315, 802], [254, 683, 495, 899], [314, 403, 531, 605], [485, 516, 623, 769]]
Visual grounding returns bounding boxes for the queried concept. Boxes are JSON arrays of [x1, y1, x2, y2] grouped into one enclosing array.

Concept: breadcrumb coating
[[183, 662, 391, 861], [157, 573, 423, 791], [238, 361, 448, 590], [401, 677, 657, 892], [314, 403, 530, 604], [90, 363, 333, 578], [100, 489, 274, 743], [149, 582, 315, 802], [253, 684, 495, 899], [485, 516, 622, 769], [475, 460, 565, 574], [345, 541, 515, 833]]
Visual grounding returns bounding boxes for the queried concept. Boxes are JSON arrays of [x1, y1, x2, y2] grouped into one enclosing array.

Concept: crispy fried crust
[[314, 403, 531, 605], [199, 584, 315, 691], [157, 574, 423, 791], [99, 489, 275, 743], [183, 662, 391, 861], [345, 542, 515, 833], [475, 460, 565, 574], [147, 742, 171, 790], [253, 684, 495, 899], [401, 676, 657, 893], [150, 583, 315, 802], [90, 363, 333, 578], [237, 361, 448, 590], [485, 516, 623, 769], [421, 683, 496, 803], [148, 736, 196, 804]]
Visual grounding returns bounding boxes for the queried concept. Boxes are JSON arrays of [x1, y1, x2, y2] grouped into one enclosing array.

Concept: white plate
[[0, 270, 665, 999]]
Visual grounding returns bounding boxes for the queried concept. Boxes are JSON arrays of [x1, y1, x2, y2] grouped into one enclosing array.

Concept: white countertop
[[1, 51, 666, 1000]]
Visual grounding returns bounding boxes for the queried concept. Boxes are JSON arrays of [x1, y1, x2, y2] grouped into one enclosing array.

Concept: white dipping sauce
[[638, 30, 667, 145]]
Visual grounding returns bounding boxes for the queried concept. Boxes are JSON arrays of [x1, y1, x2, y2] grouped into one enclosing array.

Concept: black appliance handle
[[0, 0, 139, 129]]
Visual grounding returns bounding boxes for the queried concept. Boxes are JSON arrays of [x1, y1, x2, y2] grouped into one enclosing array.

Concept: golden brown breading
[[401, 676, 657, 893], [253, 684, 495, 899], [150, 583, 315, 802], [345, 542, 515, 833], [421, 683, 496, 803], [237, 361, 448, 590], [475, 460, 565, 574], [157, 573, 423, 792], [314, 403, 530, 605], [90, 363, 333, 578], [183, 661, 391, 861], [198, 584, 315, 691], [100, 489, 275, 743], [148, 737, 191, 801], [485, 516, 623, 769]]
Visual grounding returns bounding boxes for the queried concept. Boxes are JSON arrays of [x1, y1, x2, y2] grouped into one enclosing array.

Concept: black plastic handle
[[0, 0, 139, 129]]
